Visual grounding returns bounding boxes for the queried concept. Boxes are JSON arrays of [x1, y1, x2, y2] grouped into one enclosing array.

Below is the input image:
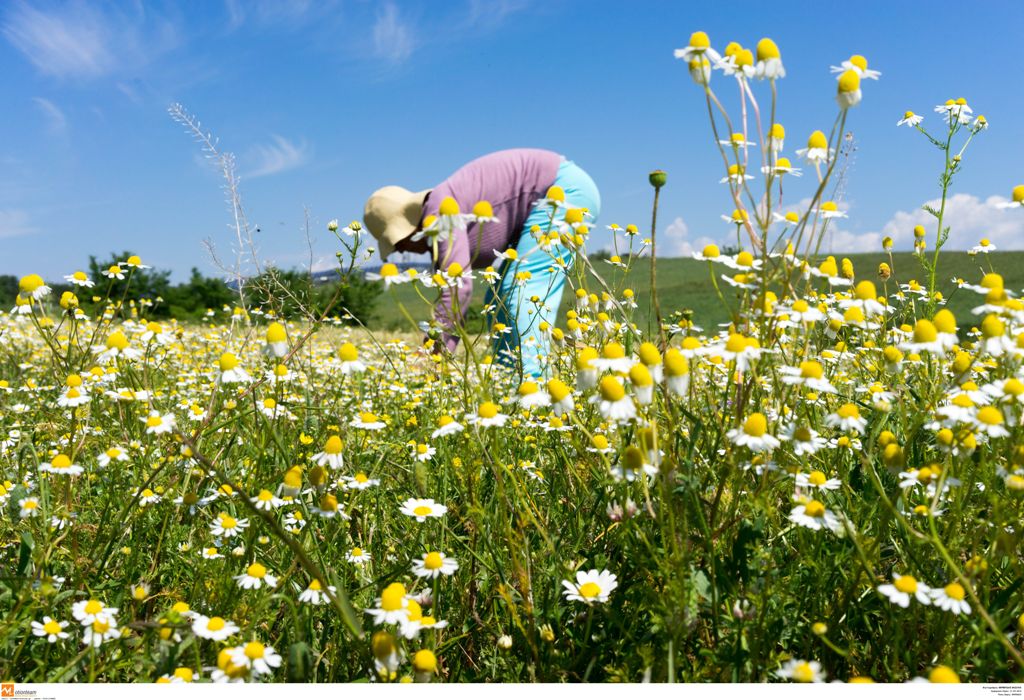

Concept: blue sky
[[3, 0, 1023, 281]]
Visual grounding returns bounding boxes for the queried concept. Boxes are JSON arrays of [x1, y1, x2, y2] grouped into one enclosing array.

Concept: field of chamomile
[[2, 32, 1024, 684]]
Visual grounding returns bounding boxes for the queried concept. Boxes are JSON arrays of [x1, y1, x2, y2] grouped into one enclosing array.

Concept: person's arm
[[429, 226, 473, 353]]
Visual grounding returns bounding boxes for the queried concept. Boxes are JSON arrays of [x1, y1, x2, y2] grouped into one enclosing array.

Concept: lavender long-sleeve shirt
[[421, 149, 562, 352]]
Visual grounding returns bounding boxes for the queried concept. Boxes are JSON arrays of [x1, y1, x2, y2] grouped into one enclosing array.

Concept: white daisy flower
[[562, 569, 618, 605]]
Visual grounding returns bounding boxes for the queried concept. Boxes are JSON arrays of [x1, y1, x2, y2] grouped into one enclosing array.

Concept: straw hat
[[363, 185, 431, 259]]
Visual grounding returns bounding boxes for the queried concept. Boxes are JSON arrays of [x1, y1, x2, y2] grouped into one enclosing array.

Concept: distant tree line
[[0, 251, 380, 324]]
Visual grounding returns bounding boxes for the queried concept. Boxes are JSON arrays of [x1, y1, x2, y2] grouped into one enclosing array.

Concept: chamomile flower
[[312, 435, 345, 470], [897, 111, 924, 127], [825, 403, 868, 434], [351, 411, 386, 430], [466, 401, 509, 428], [63, 271, 95, 288], [795, 130, 832, 163], [346, 546, 371, 564], [229, 641, 282, 678], [218, 353, 251, 384], [82, 617, 122, 647], [411, 551, 459, 579], [72, 599, 118, 626], [365, 582, 412, 625], [251, 489, 284, 511], [788, 499, 843, 533], [39, 454, 84, 476], [591, 376, 637, 423], [191, 615, 240, 641], [400, 498, 447, 522], [830, 54, 880, 80], [930, 582, 971, 615], [727, 413, 781, 453], [234, 562, 278, 590], [142, 411, 176, 435], [298, 579, 337, 606], [562, 569, 618, 605], [877, 573, 931, 608], [776, 659, 826, 683], [795, 470, 842, 491], [343, 472, 380, 490], [211, 512, 249, 538], [31, 616, 70, 643], [673, 30, 721, 63]]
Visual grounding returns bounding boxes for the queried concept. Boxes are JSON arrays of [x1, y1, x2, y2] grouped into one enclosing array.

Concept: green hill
[[367, 252, 1024, 335]]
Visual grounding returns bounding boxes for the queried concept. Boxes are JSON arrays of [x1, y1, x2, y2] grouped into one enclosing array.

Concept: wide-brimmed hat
[[363, 185, 430, 259]]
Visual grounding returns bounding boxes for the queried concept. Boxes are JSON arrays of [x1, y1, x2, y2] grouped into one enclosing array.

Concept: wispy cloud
[[0, 209, 35, 239], [245, 135, 309, 178], [463, 0, 529, 31], [32, 97, 67, 135], [372, 3, 416, 64], [223, 0, 338, 30], [2, 1, 178, 79]]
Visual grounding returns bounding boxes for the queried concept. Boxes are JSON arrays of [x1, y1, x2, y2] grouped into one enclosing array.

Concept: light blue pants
[[485, 159, 601, 377]]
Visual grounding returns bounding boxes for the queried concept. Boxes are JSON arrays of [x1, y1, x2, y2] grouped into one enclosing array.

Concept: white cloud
[[372, 3, 416, 64], [660, 216, 719, 257], [0, 209, 34, 239], [224, 0, 321, 29], [32, 97, 67, 135], [818, 193, 1024, 254], [880, 193, 1024, 251], [244, 135, 309, 178], [2, 2, 178, 79]]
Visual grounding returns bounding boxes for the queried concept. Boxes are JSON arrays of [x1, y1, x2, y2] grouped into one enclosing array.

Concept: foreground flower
[[930, 581, 971, 615], [776, 658, 825, 683], [31, 616, 70, 643], [365, 582, 411, 624], [412, 551, 459, 579], [877, 573, 931, 608], [466, 401, 509, 428], [788, 500, 842, 533], [234, 562, 278, 590], [400, 498, 448, 522], [229, 641, 282, 677], [562, 569, 618, 604], [727, 413, 781, 453], [191, 614, 240, 641], [298, 579, 337, 606]]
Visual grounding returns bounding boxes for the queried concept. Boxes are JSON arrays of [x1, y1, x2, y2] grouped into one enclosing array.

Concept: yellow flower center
[[244, 641, 265, 660], [380, 583, 407, 611], [246, 563, 267, 579], [977, 406, 1003, 426], [207, 617, 226, 632], [894, 575, 917, 593], [413, 505, 432, 517], [804, 500, 825, 518], [438, 196, 460, 216], [836, 403, 860, 419], [51, 454, 71, 469], [799, 361, 823, 379], [689, 30, 710, 49], [807, 130, 828, 149], [351, 547, 363, 557], [913, 320, 938, 343], [743, 413, 768, 437], [84, 600, 103, 615], [424, 552, 444, 569], [838, 69, 860, 93], [928, 666, 959, 684], [943, 582, 965, 600], [792, 662, 815, 683], [756, 37, 780, 61], [478, 402, 500, 419], [578, 582, 602, 598], [599, 377, 626, 402], [266, 322, 286, 343], [43, 620, 62, 634], [324, 435, 343, 454], [219, 353, 239, 371], [808, 471, 827, 486]]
